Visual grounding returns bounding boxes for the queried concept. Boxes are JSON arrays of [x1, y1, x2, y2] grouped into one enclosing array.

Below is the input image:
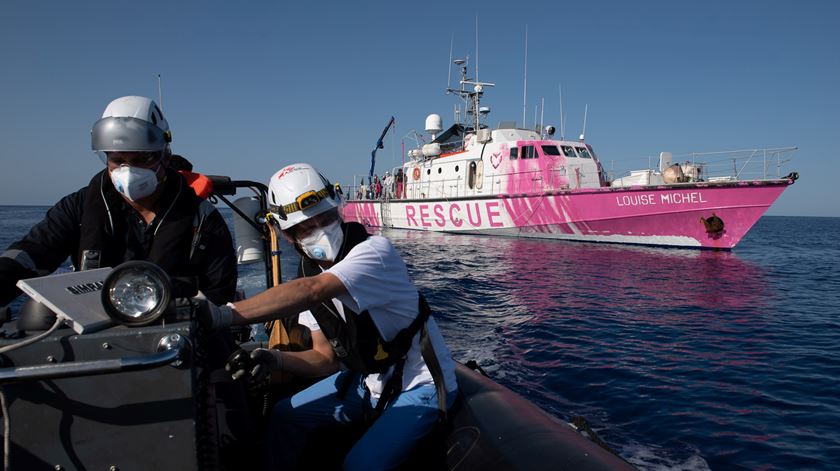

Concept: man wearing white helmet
[[206, 163, 458, 470], [0, 96, 237, 306], [384, 170, 394, 199]]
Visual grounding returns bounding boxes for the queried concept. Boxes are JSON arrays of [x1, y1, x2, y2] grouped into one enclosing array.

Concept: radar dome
[[425, 114, 443, 134]]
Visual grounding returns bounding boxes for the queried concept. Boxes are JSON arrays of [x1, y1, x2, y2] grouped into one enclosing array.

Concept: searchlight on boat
[[102, 261, 171, 326]]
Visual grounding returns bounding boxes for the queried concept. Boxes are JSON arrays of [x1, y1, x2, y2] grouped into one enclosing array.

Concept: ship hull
[[342, 180, 793, 249]]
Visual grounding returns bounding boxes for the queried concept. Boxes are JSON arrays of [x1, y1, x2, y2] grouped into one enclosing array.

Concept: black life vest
[[297, 222, 447, 418], [299, 222, 428, 374], [77, 168, 203, 274]]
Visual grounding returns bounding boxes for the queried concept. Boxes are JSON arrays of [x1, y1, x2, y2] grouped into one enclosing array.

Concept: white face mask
[[110, 164, 161, 201], [298, 220, 344, 262]]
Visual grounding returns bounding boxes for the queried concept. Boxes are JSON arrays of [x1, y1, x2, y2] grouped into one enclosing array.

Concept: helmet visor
[[92, 116, 168, 153]]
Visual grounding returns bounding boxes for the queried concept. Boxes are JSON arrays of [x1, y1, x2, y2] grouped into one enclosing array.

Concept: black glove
[[225, 347, 284, 382], [192, 292, 234, 330], [249, 348, 284, 383], [225, 348, 256, 381]]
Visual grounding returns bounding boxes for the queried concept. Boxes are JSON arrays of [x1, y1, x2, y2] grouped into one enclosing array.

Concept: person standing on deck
[[384, 171, 394, 199], [396, 168, 405, 199], [356, 177, 366, 200], [201, 163, 458, 470], [374, 174, 383, 199]]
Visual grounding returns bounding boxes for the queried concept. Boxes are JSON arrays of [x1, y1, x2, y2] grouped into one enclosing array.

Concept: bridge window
[[521, 145, 537, 159], [510, 147, 518, 159], [541, 145, 561, 156], [575, 147, 592, 159], [561, 146, 578, 157]]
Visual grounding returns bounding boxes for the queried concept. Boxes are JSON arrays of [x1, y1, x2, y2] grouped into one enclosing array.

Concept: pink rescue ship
[[342, 61, 797, 249]]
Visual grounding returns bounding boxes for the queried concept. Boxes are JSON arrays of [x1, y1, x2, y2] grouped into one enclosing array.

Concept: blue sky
[[1, 0, 837, 216]]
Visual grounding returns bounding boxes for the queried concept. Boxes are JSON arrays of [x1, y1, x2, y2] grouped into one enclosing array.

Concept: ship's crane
[[369, 116, 395, 182]]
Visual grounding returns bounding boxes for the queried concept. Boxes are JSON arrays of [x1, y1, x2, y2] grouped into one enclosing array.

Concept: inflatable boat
[[0, 177, 634, 470]]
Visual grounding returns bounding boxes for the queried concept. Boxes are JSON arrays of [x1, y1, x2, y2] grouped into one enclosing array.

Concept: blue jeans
[[268, 370, 456, 471]]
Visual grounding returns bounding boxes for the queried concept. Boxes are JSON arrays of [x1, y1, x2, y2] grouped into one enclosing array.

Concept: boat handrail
[[610, 147, 797, 182], [402, 165, 592, 198], [346, 165, 600, 201], [0, 333, 187, 384]]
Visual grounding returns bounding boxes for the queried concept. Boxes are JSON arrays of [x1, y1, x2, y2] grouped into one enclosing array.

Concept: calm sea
[[2, 205, 838, 470]]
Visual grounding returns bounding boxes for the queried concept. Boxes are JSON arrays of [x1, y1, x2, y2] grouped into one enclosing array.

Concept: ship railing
[[392, 168, 572, 199], [400, 167, 581, 199], [345, 168, 407, 202], [684, 147, 797, 181], [345, 174, 379, 201], [610, 147, 797, 183], [350, 163, 592, 202]]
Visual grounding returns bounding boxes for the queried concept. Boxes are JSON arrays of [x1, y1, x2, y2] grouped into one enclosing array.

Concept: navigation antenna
[[559, 84, 565, 140], [157, 74, 163, 111], [522, 25, 528, 129], [448, 58, 468, 125], [580, 104, 589, 141], [446, 57, 494, 131], [475, 15, 479, 82], [540, 97, 545, 132], [446, 34, 454, 94]]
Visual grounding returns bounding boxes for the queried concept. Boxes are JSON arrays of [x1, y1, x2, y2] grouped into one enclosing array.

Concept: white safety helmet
[[268, 163, 341, 231], [92, 96, 172, 158]]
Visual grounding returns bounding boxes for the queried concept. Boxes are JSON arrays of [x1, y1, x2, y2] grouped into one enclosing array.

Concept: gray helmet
[[91, 96, 171, 153]]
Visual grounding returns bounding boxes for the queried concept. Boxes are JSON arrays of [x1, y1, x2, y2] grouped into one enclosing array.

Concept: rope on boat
[[0, 316, 63, 355]]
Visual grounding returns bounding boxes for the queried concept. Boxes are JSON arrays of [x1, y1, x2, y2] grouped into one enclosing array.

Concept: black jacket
[[0, 170, 237, 306]]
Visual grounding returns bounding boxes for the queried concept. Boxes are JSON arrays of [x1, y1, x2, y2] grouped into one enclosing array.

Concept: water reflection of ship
[[387, 229, 770, 327]]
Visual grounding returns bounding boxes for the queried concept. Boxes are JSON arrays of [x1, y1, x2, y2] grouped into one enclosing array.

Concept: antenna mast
[[540, 97, 545, 131], [522, 25, 528, 129], [475, 16, 479, 82], [580, 104, 589, 141], [534, 105, 538, 131], [445, 34, 493, 132], [559, 84, 565, 140], [448, 58, 468, 125], [446, 34, 454, 93], [157, 74, 163, 110]]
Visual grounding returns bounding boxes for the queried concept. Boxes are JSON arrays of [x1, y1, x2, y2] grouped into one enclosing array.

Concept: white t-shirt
[[297, 235, 458, 399]]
